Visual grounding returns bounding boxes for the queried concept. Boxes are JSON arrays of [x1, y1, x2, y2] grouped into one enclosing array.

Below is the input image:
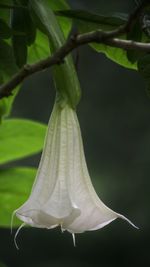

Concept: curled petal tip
[[72, 233, 76, 247], [118, 214, 139, 229]]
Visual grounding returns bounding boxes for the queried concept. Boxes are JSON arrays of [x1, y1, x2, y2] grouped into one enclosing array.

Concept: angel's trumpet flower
[[15, 102, 137, 237]]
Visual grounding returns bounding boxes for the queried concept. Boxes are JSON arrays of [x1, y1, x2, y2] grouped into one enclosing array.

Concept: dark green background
[[0, 0, 149, 266]]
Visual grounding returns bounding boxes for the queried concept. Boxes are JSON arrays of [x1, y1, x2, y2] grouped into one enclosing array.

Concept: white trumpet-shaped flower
[[15, 102, 137, 235]]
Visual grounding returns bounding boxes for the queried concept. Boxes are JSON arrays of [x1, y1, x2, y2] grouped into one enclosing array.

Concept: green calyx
[[29, 0, 81, 108]]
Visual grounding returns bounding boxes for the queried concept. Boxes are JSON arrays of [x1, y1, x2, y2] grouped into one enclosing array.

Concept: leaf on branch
[[56, 9, 127, 31], [27, 0, 71, 62], [0, 87, 19, 122], [74, 19, 137, 69], [0, 39, 18, 77], [0, 167, 36, 227], [28, 30, 50, 63], [0, 118, 46, 165], [93, 43, 137, 70], [11, 5, 36, 67], [66, 10, 138, 70], [43, 0, 72, 38], [0, 1, 11, 24]]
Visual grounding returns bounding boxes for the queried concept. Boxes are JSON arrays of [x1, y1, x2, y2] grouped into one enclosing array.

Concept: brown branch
[[0, 0, 150, 99], [105, 38, 150, 51], [1, 29, 150, 99]]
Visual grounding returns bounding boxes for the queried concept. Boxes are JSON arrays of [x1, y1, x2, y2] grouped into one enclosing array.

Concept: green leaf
[[0, 87, 19, 122], [28, 30, 49, 63], [43, 0, 71, 38], [0, 118, 46, 164], [0, 1, 12, 24], [16, 0, 71, 62], [29, 0, 81, 108], [92, 43, 137, 70], [0, 4, 35, 120], [17, 0, 71, 64], [24, 15, 37, 46], [0, 167, 36, 227], [70, 13, 137, 70], [0, 39, 18, 77], [138, 54, 150, 97], [56, 9, 127, 31], [0, 18, 11, 39], [16, 0, 37, 46]]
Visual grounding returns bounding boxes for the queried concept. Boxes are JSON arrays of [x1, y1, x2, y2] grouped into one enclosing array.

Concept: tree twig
[[0, 0, 150, 99], [1, 30, 150, 99]]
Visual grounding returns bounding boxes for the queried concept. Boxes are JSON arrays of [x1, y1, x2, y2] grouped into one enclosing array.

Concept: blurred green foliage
[[0, 167, 36, 227], [0, 0, 149, 266], [0, 119, 46, 165]]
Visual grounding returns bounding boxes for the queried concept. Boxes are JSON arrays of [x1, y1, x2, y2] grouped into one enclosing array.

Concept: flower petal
[[15, 102, 137, 233]]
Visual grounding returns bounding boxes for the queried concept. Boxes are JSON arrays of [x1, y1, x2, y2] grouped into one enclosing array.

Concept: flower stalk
[[29, 0, 81, 108]]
